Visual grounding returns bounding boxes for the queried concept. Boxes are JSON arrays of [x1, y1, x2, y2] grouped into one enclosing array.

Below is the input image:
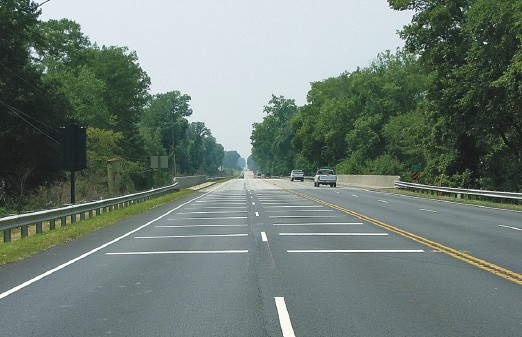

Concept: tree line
[[0, 1, 237, 212], [251, 0, 521, 192]]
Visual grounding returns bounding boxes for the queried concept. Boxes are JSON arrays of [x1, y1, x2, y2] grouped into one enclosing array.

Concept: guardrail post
[[50, 219, 56, 230], [21, 225, 28, 238], [70, 214, 76, 224], [61, 216, 67, 227], [80, 212, 85, 221], [36, 222, 43, 234], [4, 229, 11, 243]]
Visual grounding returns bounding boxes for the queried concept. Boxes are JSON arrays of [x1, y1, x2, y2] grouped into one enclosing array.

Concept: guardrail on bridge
[[394, 181, 522, 201]]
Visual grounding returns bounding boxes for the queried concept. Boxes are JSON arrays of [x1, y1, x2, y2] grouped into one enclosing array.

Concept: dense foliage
[[251, 1, 521, 192], [0, 1, 229, 211]]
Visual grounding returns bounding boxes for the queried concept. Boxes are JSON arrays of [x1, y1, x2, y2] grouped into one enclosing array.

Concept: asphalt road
[[1, 173, 521, 336]]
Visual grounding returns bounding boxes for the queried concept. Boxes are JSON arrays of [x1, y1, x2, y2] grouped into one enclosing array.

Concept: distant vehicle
[[314, 168, 337, 187], [239, 172, 244, 179], [290, 169, 305, 182]]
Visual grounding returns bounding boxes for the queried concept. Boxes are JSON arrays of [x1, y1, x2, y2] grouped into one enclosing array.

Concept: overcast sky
[[38, 0, 413, 159]]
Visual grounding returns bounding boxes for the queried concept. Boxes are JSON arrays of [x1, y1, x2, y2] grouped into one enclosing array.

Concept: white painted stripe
[[266, 210, 333, 213], [499, 225, 522, 231], [176, 216, 248, 220], [263, 205, 323, 208], [275, 297, 296, 337], [255, 212, 259, 217], [419, 208, 437, 213], [261, 232, 268, 242], [177, 211, 247, 214], [352, 194, 359, 197], [156, 224, 247, 228], [269, 215, 340, 218], [287, 249, 425, 253], [279, 233, 388, 236], [378, 200, 388, 203], [107, 250, 249, 255], [0, 191, 212, 300], [185, 206, 247, 209], [135, 234, 248, 239], [274, 222, 363, 226]]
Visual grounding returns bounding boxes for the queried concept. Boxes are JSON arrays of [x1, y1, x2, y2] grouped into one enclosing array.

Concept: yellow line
[[289, 189, 522, 286]]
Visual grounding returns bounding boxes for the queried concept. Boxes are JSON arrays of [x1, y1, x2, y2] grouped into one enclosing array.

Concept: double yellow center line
[[289, 189, 522, 286]]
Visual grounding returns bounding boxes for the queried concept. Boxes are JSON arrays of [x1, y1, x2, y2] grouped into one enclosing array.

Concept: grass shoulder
[[0, 188, 197, 266]]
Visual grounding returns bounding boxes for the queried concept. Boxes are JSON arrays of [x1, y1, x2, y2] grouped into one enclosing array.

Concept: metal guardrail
[[394, 181, 522, 201], [0, 182, 179, 243]]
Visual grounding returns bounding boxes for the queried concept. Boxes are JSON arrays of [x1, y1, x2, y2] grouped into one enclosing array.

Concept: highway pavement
[[1, 172, 521, 336]]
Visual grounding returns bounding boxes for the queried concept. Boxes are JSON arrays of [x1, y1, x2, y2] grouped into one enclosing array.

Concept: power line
[[0, 99, 59, 143]]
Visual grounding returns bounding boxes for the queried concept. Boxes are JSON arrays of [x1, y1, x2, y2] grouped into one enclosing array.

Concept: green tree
[[251, 95, 297, 175], [0, 0, 68, 209]]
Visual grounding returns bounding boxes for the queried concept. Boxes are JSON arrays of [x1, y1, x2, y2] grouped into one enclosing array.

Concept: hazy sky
[[38, 0, 413, 159]]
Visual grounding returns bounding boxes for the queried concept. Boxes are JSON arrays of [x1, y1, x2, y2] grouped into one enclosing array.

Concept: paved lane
[[1, 174, 521, 336]]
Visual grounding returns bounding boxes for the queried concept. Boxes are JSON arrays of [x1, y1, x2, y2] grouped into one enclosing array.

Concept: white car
[[290, 169, 305, 182], [314, 168, 337, 187]]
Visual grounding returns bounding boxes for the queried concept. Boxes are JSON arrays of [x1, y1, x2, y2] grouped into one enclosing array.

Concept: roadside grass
[[0, 188, 197, 266], [385, 188, 522, 211]]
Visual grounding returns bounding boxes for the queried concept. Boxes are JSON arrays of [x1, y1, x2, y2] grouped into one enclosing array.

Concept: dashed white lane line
[[135, 234, 248, 239], [499, 225, 522, 231], [287, 249, 425, 253], [261, 232, 268, 242], [377, 200, 388, 203], [275, 297, 296, 337], [279, 233, 388, 236], [106, 250, 249, 255], [255, 212, 260, 217], [419, 208, 437, 213]]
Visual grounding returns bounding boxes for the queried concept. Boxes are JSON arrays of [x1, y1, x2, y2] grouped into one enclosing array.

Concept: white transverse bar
[[275, 297, 296, 337], [287, 249, 425, 253], [106, 250, 249, 255]]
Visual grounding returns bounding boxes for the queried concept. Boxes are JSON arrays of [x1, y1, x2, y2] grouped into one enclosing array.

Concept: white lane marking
[[263, 205, 323, 208], [177, 211, 247, 214], [275, 297, 296, 337], [261, 232, 268, 242], [377, 200, 388, 203], [255, 212, 259, 217], [266, 209, 333, 213], [135, 234, 248, 239], [252, 202, 255, 205], [184, 206, 247, 209], [176, 216, 248, 220], [269, 215, 341, 218], [499, 225, 522, 231], [0, 191, 210, 301], [157, 224, 247, 228], [419, 208, 437, 213], [279, 233, 388, 236], [287, 249, 425, 253], [352, 194, 359, 197], [107, 250, 249, 255], [274, 222, 363, 226]]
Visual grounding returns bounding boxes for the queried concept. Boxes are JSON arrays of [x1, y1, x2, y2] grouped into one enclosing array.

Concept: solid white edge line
[[274, 223, 363, 226], [275, 297, 296, 337], [0, 190, 212, 301], [287, 249, 425, 253], [261, 232, 268, 242]]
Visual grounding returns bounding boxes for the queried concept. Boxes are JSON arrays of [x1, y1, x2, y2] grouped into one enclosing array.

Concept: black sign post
[[60, 124, 87, 204]]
